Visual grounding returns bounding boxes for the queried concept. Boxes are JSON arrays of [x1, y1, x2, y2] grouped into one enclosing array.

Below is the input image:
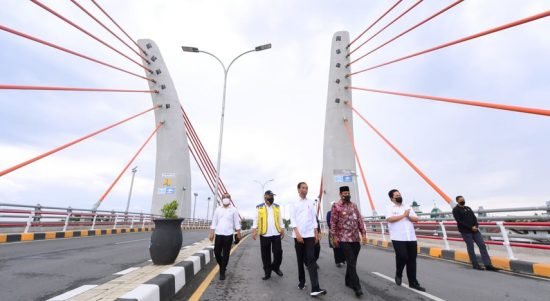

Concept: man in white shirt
[[252, 190, 285, 280], [289, 182, 327, 297], [209, 193, 242, 280], [386, 189, 425, 292]]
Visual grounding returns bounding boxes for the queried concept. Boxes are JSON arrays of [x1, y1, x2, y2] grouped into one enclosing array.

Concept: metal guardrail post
[[113, 213, 119, 229], [90, 213, 97, 230], [130, 215, 135, 229], [141, 217, 146, 229], [496, 221, 516, 260], [380, 222, 386, 241], [24, 209, 34, 233], [439, 221, 450, 250], [63, 212, 71, 232]]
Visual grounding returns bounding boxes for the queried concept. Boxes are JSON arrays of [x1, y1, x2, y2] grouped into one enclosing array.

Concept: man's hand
[[236, 231, 242, 241], [315, 232, 320, 244], [472, 226, 478, 232], [209, 231, 214, 242], [404, 209, 410, 217], [333, 237, 339, 248], [252, 229, 257, 240], [361, 235, 368, 245], [296, 232, 304, 244], [280, 230, 285, 239]]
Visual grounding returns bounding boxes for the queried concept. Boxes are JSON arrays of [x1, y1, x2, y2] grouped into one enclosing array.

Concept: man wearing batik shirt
[[330, 186, 367, 297]]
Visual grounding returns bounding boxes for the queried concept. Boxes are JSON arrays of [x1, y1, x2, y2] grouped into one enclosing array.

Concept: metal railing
[[360, 205, 550, 260]]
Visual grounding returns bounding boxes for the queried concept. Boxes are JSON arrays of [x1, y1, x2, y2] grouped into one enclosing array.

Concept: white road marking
[[114, 238, 149, 245], [46, 285, 97, 300], [372, 272, 446, 301], [114, 267, 140, 275]]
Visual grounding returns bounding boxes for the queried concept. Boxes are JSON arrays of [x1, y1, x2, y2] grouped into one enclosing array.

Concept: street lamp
[[193, 192, 198, 221], [182, 43, 272, 217], [124, 166, 138, 215], [253, 178, 274, 199]]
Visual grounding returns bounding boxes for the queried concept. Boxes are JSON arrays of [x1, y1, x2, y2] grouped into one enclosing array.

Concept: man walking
[[330, 186, 367, 297], [290, 182, 327, 296], [327, 201, 345, 268], [386, 189, 425, 292], [209, 193, 241, 280], [252, 190, 285, 280], [453, 195, 498, 271]]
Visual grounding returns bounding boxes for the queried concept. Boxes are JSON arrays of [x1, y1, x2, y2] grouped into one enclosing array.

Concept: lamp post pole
[[182, 44, 272, 217], [193, 192, 198, 221], [253, 178, 274, 199], [206, 197, 211, 221], [124, 166, 138, 215]]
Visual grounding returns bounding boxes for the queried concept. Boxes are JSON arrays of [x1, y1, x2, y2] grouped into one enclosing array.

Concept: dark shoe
[[219, 272, 226, 280], [298, 283, 307, 290], [473, 265, 485, 271], [274, 269, 284, 277], [395, 276, 402, 286], [310, 288, 327, 296], [336, 263, 343, 268], [409, 283, 426, 292], [262, 274, 271, 280], [485, 265, 499, 271], [355, 289, 363, 297]]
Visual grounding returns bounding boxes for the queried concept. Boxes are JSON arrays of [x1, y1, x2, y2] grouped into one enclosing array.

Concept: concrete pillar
[[138, 39, 191, 218], [321, 31, 361, 218]]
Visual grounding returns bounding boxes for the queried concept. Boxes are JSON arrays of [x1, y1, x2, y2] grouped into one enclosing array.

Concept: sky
[[1, 0, 549, 220]]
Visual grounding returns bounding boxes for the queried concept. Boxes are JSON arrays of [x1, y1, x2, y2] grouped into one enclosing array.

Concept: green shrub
[[161, 200, 179, 218]]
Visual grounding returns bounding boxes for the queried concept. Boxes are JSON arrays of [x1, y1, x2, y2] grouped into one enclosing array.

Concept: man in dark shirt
[[452, 195, 497, 271]]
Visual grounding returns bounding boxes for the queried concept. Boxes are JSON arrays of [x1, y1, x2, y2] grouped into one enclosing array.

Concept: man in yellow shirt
[[252, 190, 285, 280]]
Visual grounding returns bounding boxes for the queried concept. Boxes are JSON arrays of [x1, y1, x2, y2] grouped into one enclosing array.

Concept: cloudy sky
[[1, 0, 549, 220]]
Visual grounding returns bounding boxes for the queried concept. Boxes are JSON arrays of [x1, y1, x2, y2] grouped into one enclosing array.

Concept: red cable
[[348, 103, 452, 204], [348, 10, 550, 76], [349, 86, 550, 116], [0, 24, 154, 82], [91, 0, 147, 55], [0, 106, 160, 177], [349, 0, 464, 66], [343, 119, 377, 213], [0, 84, 157, 93], [189, 145, 222, 200], [348, 0, 403, 48], [98, 123, 163, 203], [31, 0, 152, 73], [181, 108, 230, 195], [349, 0, 423, 57], [70, 0, 149, 63]]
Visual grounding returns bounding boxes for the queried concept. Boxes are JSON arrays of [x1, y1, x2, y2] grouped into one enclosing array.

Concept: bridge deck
[[190, 234, 549, 301]]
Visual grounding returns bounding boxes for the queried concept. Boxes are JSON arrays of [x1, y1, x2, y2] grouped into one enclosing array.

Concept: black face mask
[[265, 198, 274, 204], [458, 200, 465, 206], [342, 195, 351, 202], [395, 197, 403, 204]]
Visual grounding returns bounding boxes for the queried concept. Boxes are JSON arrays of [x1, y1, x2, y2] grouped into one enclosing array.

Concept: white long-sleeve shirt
[[289, 197, 317, 238], [210, 205, 241, 236], [252, 203, 284, 237]]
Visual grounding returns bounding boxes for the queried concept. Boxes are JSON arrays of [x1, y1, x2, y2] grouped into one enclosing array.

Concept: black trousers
[[214, 234, 233, 272], [260, 235, 283, 275], [341, 242, 361, 290], [314, 240, 320, 262], [461, 231, 492, 267], [295, 237, 320, 291], [333, 246, 345, 264], [392, 240, 418, 284]]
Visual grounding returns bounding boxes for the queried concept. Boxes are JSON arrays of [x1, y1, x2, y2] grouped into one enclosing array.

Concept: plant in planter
[[150, 200, 184, 265]]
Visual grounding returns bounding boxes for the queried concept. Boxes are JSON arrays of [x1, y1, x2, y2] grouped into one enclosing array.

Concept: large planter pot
[[150, 218, 184, 265]]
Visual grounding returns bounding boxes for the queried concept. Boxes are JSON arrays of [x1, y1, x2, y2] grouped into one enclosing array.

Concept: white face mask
[[222, 198, 231, 206]]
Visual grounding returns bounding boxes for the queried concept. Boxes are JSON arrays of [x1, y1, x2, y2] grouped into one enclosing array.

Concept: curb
[[366, 238, 550, 279], [0, 227, 154, 244], [116, 246, 214, 301]]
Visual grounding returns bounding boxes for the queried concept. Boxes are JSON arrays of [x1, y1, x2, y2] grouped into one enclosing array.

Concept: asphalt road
[[196, 235, 550, 301], [0, 230, 208, 301]]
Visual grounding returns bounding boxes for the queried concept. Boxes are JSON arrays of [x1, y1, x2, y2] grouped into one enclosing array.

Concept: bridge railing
[[360, 205, 550, 260], [0, 203, 214, 233]]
